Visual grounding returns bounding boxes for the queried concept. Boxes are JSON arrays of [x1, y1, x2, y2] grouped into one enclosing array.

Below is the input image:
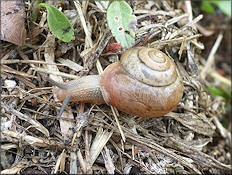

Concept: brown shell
[[100, 47, 184, 118]]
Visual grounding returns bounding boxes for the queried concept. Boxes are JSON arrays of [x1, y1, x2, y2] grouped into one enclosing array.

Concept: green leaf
[[214, 1, 231, 18], [107, 0, 137, 49], [201, 1, 216, 14], [207, 86, 231, 101], [201, 0, 231, 18], [39, 3, 74, 42]]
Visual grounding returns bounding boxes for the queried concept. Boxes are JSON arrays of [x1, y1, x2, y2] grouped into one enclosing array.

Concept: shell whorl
[[120, 47, 177, 86]]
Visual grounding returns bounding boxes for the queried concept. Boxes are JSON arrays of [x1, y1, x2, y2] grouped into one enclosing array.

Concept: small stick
[[201, 32, 223, 79], [1, 59, 63, 65], [31, 67, 79, 79], [74, 0, 125, 142]]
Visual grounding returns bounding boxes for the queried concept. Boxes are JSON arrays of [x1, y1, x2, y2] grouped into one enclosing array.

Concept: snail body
[[53, 75, 105, 104], [52, 47, 184, 118]]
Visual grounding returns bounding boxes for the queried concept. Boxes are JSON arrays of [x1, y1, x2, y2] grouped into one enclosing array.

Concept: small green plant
[[106, 0, 137, 48], [207, 85, 231, 114], [201, 0, 231, 17], [39, 3, 74, 42]]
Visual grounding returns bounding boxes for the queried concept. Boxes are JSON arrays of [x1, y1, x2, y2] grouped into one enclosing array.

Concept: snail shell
[[100, 47, 184, 118], [51, 47, 184, 118]]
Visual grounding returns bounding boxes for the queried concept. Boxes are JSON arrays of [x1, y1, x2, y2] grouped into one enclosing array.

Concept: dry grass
[[1, 1, 231, 174]]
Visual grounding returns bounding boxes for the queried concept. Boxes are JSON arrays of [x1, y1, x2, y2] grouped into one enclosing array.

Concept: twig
[[201, 32, 223, 79], [210, 71, 231, 87], [1, 59, 63, 65], [86, 30, 112, 71], [150, 34, 202, 47], [185, 0, 193, 22], [74, 0, 125, 142], [169, 14, 203, 39], [77, 149, 87, 173], [31, 67, 79, 79], [125, 130, 201, 174], [3, 105, 50, 137], [2, 65, 37, 79]]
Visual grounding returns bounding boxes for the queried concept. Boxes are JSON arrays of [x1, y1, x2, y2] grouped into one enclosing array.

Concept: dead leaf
[[1, 0, 26, 46], [169, 112, 216, 136]]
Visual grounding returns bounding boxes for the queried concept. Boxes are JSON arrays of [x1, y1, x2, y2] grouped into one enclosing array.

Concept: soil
[[1, 1, 231, 174]]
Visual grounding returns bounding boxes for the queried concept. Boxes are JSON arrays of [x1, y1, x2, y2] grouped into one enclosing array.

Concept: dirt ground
[[1, 1, 231, 174]]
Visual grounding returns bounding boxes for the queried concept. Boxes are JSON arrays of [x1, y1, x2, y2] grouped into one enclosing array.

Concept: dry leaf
[[169, 112, 216, 136], [89, 128, 113, 166], [1, 0, 26, 46]]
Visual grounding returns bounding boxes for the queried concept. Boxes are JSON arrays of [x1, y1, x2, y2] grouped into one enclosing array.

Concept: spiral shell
[[120, 47, 177, 86], [100, 47, 184, 118]]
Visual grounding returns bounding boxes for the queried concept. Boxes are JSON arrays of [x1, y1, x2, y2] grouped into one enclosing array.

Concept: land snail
[[49, 47, 184, 118]]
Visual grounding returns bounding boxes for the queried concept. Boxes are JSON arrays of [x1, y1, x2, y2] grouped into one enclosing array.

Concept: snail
[[47, 47, 184, 118]]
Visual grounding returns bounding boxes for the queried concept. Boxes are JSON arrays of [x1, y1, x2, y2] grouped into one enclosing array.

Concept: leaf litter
[[1, 0, 231, 174]]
